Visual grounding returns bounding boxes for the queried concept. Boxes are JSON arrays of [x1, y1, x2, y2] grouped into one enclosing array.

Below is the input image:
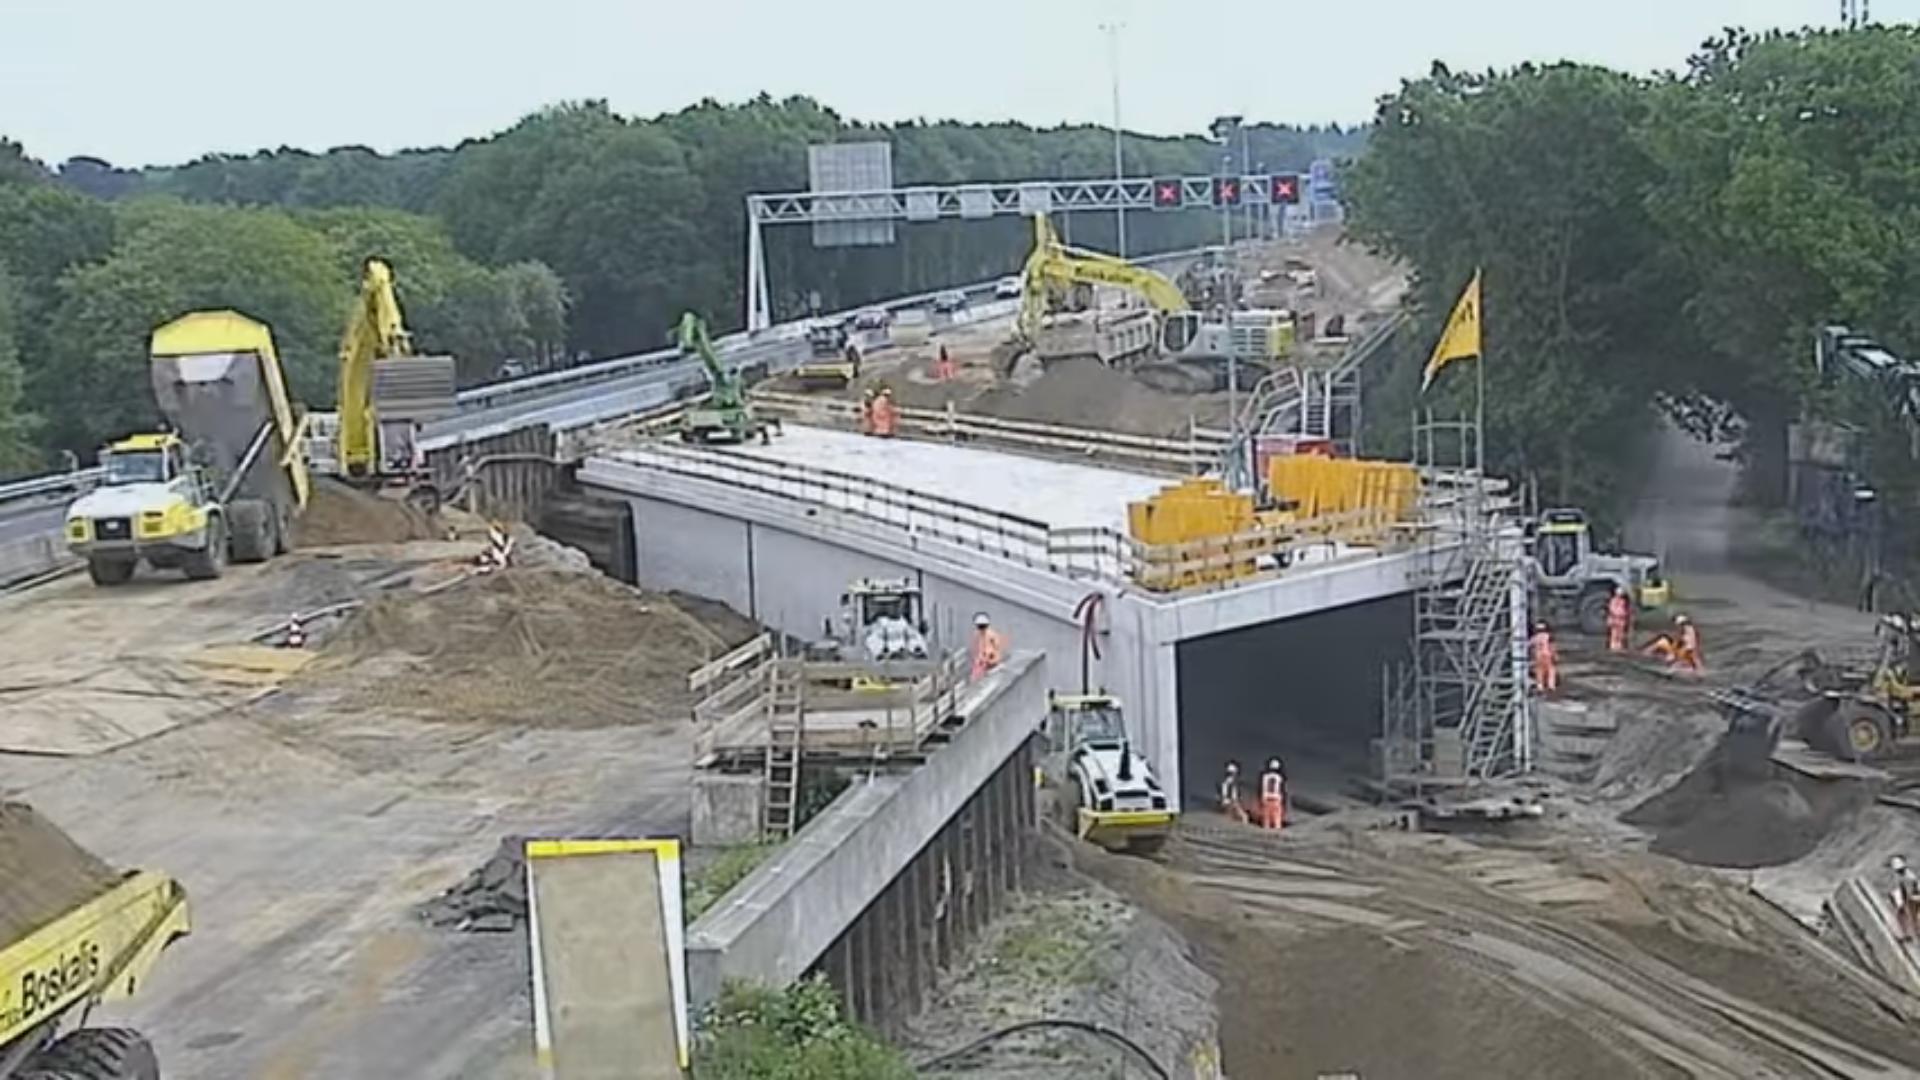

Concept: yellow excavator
[[332, 259, 456, 511], [1014, 215, 1293, 378]]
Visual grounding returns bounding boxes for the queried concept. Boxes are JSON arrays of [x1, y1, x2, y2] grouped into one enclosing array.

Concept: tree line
[[0, 98, 1360, 473], [1345, 26, 1920, 530]]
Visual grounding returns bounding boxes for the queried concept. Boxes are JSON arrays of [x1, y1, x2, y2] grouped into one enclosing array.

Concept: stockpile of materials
[[1128, 479, 1279, 591], [1266, 456, 1416, 535]]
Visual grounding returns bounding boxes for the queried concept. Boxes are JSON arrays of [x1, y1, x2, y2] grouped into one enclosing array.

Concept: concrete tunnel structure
[[577, 424, 1437, 803]]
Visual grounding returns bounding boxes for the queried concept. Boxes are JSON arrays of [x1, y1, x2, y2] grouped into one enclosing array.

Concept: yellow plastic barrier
[[1267, 456, 1417, 527]]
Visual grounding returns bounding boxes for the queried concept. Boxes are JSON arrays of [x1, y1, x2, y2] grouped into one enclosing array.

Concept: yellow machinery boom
[[1017, 215, 1190, 343], [337, 258, 413, 481]]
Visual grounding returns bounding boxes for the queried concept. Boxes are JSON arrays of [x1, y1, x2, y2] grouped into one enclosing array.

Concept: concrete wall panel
[[628, 498, 752, 616]]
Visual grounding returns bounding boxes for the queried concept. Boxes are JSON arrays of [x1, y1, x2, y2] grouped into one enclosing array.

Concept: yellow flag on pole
[[1421, 269, 1482, 392]]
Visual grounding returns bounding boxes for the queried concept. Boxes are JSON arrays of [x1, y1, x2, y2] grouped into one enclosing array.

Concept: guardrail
[[0, 467, 103, 503], [751, 392, 1229, 477]]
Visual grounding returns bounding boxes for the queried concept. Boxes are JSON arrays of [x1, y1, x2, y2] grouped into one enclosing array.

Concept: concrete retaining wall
[[685, 651, 1047, 1012], [0, 530, 73, 587]]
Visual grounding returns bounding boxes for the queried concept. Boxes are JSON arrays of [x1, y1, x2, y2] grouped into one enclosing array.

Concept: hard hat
[[1894, 855, 1909, 872], [1676, 614, 1690, 624], [1535, 621, 1547, 631], [974, 613, 990, 627], [1267, 758, 1280, 770], [1225, 761, 1238, 773]]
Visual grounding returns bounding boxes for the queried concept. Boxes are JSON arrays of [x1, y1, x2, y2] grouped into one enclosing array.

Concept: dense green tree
[[0, 263, 40, 473], [1345, 62, 1699, 510], [40, 201, 347, 451]]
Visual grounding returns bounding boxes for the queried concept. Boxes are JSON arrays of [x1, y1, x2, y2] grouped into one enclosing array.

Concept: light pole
[[1101, 21, 1127, 257]]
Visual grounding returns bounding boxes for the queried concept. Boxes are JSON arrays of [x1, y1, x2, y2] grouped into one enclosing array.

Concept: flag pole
[[1474, 272, 1485, 476]]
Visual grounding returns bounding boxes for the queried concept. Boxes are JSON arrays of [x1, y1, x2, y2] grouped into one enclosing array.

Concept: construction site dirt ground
[[773, 229, 1406, 438], [0, 503, 752, 1078], [1053, 424, 1920, 1079]]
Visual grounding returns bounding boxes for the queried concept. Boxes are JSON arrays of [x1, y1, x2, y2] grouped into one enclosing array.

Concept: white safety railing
[[0, 467, 104, 503]]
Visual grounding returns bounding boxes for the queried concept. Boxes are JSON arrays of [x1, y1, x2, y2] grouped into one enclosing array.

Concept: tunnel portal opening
[[1175, 594, 1413, 809]]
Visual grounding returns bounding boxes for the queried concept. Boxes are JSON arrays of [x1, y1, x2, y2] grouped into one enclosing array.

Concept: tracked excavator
[[332, 259, 456, 512], [0, 803, 189, 1080], [1014, 215, 1294, 388]]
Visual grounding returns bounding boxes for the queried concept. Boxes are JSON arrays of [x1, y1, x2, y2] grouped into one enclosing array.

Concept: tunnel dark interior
[[1176, 594, 1413, 807]]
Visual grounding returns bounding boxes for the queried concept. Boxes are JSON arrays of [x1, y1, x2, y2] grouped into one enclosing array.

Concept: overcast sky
[[0, 0, 1901, 167]]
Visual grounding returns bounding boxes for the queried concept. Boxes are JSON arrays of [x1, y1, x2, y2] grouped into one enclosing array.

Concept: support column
[[903, 845, 927, 1016]]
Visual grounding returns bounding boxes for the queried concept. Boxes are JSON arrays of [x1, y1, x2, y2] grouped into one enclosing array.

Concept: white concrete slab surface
[[721, 424, 1168, 532]]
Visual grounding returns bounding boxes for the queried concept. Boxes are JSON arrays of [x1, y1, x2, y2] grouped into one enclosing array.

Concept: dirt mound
[[293, 479, 439, 547], [665, 591, 760, 650], [1622, 743, 1873, 868], [0, 803, 120, 945], [322, 569, 721, 727], [967, 357, 1231, 437]]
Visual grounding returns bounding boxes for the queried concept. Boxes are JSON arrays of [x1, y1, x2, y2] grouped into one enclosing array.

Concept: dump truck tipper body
[[0, 803, 188, 1080]]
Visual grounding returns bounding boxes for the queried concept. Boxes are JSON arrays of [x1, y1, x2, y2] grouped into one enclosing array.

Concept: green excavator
[[676, 312, 776, 445]]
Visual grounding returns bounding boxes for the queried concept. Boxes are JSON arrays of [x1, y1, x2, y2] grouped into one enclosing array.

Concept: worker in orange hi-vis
[[1675, 614, 1704, 672], [1530, 621, 1559, 694], [1606, 586, 1632, 653], [1258, 758, 1287, 830], [858, 387, 877, 435], [935, 344, 955, 382], [969, 612, 1005, 680], [870, 386, 899, 437]]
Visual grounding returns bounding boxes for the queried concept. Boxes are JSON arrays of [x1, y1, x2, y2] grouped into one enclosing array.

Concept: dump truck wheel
[[225, 500, 272, 564], [1827, 703, 1895, 762], [1577, 590, 1611, 635], [183, 516, 227, 580], [86, 557, 135, 586], [22, 1027, 159, 1080]]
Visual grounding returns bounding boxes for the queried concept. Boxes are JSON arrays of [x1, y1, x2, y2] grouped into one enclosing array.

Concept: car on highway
[[994, 276, 1023, 298], [852, 307, 892, 331], [932, 290, 969, 313]]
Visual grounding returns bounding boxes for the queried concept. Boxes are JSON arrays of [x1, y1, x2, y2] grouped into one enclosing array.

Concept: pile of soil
[[1621, 743, 1872, 868], [323, 569, 719, 728], [0, 803, 120, 945], [966, 357, 1232, 437], [665, 591, 761, 650], [293, 479, 439, 547]]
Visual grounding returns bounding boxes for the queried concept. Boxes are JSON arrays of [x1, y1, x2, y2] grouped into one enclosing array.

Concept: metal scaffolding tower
[[1380, 413, 1530, 793], [1218, 314, 1404, 489]]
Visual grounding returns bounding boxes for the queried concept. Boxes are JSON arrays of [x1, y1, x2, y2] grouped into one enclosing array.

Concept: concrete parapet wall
[[0, 530, 73, 587], [685, 651, 1046, 1012]]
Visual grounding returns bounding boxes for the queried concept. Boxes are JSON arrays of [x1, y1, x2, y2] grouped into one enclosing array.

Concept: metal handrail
[[0, 467, 104, 503]]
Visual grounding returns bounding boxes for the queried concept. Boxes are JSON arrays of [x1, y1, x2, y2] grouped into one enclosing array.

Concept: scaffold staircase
[[1383, 414, 1526, 791], [1218, 313, 1402, 489], [762, 661, 806, 840]]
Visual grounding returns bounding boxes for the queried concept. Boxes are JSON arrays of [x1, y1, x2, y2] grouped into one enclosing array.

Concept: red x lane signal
[[1271, 173, 1301, 205], [1152, 179, 1182, 209], [1213, 177, 1241, 207]]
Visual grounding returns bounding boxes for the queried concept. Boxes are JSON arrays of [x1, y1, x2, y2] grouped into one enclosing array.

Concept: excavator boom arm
[[1017, 214, 1189, 340], [338, 258, 414, 478]]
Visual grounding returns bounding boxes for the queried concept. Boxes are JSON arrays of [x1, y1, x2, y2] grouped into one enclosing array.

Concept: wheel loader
[[807, 578, 934, 691], [0, 804, 189, 1080], [1715, 614, 1920, 764], [1528, 508, 1669, 634]]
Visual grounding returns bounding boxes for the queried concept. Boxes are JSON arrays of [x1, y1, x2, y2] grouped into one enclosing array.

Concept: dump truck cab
[[1530, 508, 1669, 634], [1045, 693, 1174, 854], [841, 578, 930, 663], [65, 432, 225, 585]]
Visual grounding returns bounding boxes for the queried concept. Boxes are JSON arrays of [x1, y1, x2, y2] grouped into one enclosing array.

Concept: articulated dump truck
[[65, 311, 311, 585], [0, 803, 188, 1080]]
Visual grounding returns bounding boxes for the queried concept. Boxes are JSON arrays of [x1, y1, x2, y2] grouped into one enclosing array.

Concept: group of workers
[[1529, 586, 1704, 695], [1218, 759, 1288, 830]]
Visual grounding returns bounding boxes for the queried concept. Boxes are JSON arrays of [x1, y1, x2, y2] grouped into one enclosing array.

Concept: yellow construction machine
[[1044, 693, 1175, 854], [0, 805, 189, 1080], [1719, 614, 1920, 764], [65, 311, 311, 585], [1015, 216, 1294, 383], [332, 259, 457, 511], [793, 319, 861, 390]]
